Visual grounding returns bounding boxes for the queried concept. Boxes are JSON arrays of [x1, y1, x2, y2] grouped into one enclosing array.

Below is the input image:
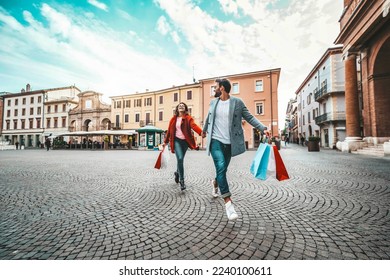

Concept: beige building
[[199, 69, 280, 149], [68, 91, 111, 144], [1, 84, 80, 147], [110, 83, 203, 147]]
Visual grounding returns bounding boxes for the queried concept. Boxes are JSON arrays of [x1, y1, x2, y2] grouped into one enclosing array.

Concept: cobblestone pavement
[[1, 144, 389, 260]]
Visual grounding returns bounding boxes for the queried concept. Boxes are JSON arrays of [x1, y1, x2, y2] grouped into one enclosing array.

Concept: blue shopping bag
[[250, 143, 271, 180]]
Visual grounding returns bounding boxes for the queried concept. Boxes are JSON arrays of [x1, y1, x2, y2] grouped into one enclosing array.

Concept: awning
[[54, 130, 137, 137]]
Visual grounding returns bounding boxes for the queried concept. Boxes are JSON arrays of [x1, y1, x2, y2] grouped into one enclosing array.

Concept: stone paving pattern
[[0, 144, 389, 260]]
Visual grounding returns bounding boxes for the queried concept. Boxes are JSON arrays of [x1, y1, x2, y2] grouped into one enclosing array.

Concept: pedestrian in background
[[45, 138, 51, 151], [163, 102, 202, 191], [202, 78, 267, 221]]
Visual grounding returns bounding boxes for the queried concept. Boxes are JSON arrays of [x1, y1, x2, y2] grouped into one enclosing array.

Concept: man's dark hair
[[218, 78, 231, 93]]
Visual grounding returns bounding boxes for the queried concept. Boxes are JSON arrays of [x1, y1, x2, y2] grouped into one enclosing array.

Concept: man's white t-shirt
[[212, 99, 231, 144]]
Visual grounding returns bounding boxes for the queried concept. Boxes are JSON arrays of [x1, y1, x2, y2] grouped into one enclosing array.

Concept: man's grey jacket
[[203, 96, 267, 157]]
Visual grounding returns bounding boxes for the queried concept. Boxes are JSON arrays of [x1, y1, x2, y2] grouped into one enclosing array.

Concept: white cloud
[[155, 0, 343, 126], [0, 4, 189, 99], [157, 16, 170, 35], [87, 0, 108, 12]]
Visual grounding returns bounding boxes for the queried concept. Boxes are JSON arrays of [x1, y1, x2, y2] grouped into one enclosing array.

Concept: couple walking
[[163, 78, 267, 221]]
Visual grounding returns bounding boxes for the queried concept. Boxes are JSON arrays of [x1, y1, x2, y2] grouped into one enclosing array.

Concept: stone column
[[341, 53, 364, 152]]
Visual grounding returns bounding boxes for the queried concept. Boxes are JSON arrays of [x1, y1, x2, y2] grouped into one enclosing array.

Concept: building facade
[[334, 0, 390, 153], [294, 47, 345, 148], [1, 85, 80, 148], [110, 83, 203, 148], [68, 91, 111, 143], [200, 69, 280, 149]]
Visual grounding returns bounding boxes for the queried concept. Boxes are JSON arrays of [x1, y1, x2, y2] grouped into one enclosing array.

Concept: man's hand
[[201, 131, 207, 138]]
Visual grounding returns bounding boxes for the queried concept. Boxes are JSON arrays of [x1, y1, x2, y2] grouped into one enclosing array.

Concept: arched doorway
[[83, 119, 92, 131], [101, 118, 111, 130], [371, 37, 390, 137]]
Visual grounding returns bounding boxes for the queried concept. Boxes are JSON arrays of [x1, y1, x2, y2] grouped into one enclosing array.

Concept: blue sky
[[0, 0, 343, 125]]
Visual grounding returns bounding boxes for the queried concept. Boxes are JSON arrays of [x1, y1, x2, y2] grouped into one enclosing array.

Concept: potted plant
[[307, 136, 320, 152]]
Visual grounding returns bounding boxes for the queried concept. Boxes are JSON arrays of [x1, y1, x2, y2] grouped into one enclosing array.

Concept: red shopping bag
[[154, 150, 163, 169], [273, 146, 289, 181]]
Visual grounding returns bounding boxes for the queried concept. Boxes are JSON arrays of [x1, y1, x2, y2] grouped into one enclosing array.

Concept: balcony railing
[[112, 123, 122, 130], [314, 85, 328, 101], [315, 111, 346, 125]]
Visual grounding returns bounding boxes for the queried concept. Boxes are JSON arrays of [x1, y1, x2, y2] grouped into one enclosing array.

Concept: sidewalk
[[0, 144, 389, 260]]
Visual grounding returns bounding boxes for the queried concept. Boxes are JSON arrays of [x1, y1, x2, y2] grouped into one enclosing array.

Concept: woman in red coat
[[163, 102, 202, 191]]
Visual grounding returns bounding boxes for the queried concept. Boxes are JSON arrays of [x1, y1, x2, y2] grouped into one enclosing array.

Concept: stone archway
[[84, 119, 92, 131], [101, 118, 111, 130], [371, 37, 390, 137]]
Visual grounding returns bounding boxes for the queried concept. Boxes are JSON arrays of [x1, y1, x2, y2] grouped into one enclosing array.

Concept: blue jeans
[[174, 138, 188, 182], [210, 139, 232, 198]]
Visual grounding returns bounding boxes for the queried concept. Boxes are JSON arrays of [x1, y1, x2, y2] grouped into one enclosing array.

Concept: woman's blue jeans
[[174, 138, 188, 182], [210, 139, 232, 198]]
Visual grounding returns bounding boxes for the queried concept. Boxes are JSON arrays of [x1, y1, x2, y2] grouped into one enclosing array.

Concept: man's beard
[[214, 91, 222, 98]]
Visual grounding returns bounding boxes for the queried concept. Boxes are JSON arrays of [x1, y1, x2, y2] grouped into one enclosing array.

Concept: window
[[303, 115, 305, 125], [29, 119, 33, 129], [145, 112, 150, 124], [14, 109, 18, 116], [302, 100, 305, 109], [307, 94, 311, 105], [125, 100, 131, 108], [7, 110, 10, 117], [187, 90, 192, 100], [312, 109, 316, 119], [211, 85, 217, 97], [255, 80, 263, 91], [144, 97, 152, 106], [6, 121, 10, 130], [159, 96, 164, 104], [124, 114, 129, 123], [63, 104, 66, 112], [13, 120, 17, 129], [37, 118, 41, 128], [86, 100, 92, 109], [116, 101, 121, 109], [15, 99, 18, 106], [54, 118, 58, 128], [21, 120, 25, 129], [37, 107, 41, 115], [232, 83, 239, 94], [30, 97, 34, 103], [22, 98, 26, 105], [30, 108, 34, 115], [174, 92, 178, 102], [188, 107, 192, 116], [38, 96, 42, 103], [47, 106, 51, 113], [22, 108, 25, 116], [46, 118, 51, 128], [308, 112, 311, 123], [134, 99, 141, 107], [135, 113, 140, 122], [323, 103, 327, 114], [256, 103, 264, 115], [62, 117, 66, 128], [7, 100, 11, 106], [159, 111, 163, 121], [55, 105, 58, 113]]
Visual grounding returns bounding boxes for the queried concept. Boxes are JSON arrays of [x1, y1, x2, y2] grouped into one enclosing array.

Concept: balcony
[[314, 85, 328, 101], [112, 123, 122, 130], [315, 111, 346, 125]]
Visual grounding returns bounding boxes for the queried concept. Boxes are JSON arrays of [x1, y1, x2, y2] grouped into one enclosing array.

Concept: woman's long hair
[[174, 102, 188, 116]]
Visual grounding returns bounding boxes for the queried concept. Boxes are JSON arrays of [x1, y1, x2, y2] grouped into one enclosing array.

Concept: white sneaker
[[212, 179, 219, 198], [225, 201, 238, 221]]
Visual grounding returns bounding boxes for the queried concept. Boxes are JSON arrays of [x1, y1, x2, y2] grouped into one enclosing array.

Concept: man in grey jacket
[[202, 78, 267, 220]]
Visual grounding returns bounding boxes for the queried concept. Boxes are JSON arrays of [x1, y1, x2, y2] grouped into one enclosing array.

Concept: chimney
[[26, 84, 31, 92]]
